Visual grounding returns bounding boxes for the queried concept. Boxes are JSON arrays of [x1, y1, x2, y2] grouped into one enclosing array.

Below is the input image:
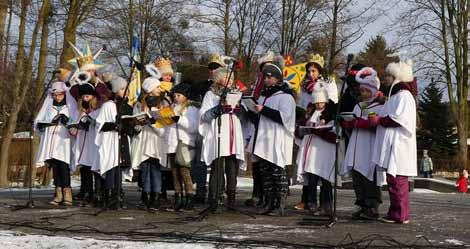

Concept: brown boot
[[63, 187, 73, 206], [50, 187, 63, 206]]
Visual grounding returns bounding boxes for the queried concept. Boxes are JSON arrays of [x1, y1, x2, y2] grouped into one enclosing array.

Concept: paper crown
[[208, 53, 224, 67], [154, 57, 173, 75], [307, 53, 324, 68], [67, 42, 104, 70]]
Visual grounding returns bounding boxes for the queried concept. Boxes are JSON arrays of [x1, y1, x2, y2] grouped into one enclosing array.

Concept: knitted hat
[[345, 63, 367, 86], [78, 82, 96, 96], [385, 59, 414, 84], [262, 63, 283, 81], [154, 57, 174, 76], [172, 82, 192, 97], [142, 77, 161, 93], [311, 87, 328, 104], [110, 76, 127, 93], [50, 81, 67, 94], [208, 53, 224, 69], [355, 67, 380, 94]]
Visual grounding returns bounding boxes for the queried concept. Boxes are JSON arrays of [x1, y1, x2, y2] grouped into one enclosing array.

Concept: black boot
[[139, 192, 148, 210], [149, 192, 159, 211], [184, 194, 194, 210], [174, 193, 183, 211], [227, 192, 236, 209], [258, 194, 275, 215], [109, 190, 120, 210], [102, 190, 110, 210]]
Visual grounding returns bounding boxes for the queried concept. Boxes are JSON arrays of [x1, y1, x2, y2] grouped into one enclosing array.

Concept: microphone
[[347, 54, 354, 64]]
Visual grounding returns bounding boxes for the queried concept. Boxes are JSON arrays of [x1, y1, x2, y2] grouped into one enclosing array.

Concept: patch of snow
[[0, 230, 216, 249], [445, 239, 466, 246], [412, 188, 441, 194]]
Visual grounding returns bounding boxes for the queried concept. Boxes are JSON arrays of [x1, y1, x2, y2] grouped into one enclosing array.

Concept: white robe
[[130, 103, 167, 170], [71, 110, 99, 172], [94, 100, 119, 175], [250, 91, 296, 168], [35, 100, 72, 167], [199, 90, 245, 169], [372, 90, 417, 177], [296, 110, 336, 183], [341, 102, 386, 186], [174, 104, 199, 147]]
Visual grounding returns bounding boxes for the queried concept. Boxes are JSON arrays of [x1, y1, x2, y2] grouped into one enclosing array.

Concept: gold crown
[[208, 53, 223, 66], [154, 57, 172, 68], [76, 55, 94, 68], [307, 53, 324, 68]]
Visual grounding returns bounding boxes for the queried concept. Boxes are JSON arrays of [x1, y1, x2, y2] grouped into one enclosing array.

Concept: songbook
[[241, 98, 257, 113], [340, 112, 357, 122], [298, 124, 334, 134], [121, 112, 150, 122], [226, 92, 242, 108]]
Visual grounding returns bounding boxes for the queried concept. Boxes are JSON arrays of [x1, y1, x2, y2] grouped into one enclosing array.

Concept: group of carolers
[[35, 46, 417, 224]]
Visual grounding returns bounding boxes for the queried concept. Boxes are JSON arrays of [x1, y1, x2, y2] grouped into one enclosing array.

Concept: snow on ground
[[0, 230, 216, 249], [412, 188, 441, 194]]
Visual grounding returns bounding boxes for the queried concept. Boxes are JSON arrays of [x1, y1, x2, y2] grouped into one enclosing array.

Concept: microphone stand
[[11, 73, 57, 211]]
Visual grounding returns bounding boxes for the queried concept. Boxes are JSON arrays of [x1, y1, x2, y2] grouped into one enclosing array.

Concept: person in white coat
[[371, 59, 417, 224], [247, 61, 296, 216], [200, 67, 245, 209], [296, 87, 337, 216], [35, 81, 76, 206], [341, 67, 385, 220], [171, 82, 199, 210], [69, 82, 100, 205]]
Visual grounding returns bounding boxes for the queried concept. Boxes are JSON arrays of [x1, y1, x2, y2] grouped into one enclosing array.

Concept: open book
[[298, 124, 334, 134], [340, 112, 357, 121], [241, 98, 257, 113], [225, 92, 242, 108], [121, 112, 150, 122]]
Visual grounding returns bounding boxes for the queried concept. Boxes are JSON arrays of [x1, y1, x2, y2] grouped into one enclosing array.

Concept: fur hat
[[262, 63, 283, 81], [50, 81, 67, 94], [355, 67, 380, 93], [311, 87, 328, 104], [110, 76, 127, 93], [78, 82, 96, 96], [172, 82, 192, 97], [208, 53, 224, 69], [385, 59, 414, 84], [142, 77, 161, 93], [154, 57, 174, 76], [257, 51, 275, 66]]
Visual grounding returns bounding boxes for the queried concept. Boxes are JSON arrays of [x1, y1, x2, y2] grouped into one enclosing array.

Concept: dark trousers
[[48, 159, 70, 188], [191, 135, 207, 198], [208, 155, 238, 204], [93, 172, 103, 196], [252, 161, 264, 199], [140, 158, 162, 194], [261, 160, 288, 201], [80, 166, 94, 195], [352, 169, 382, 209], [104, 167, 122, 191], [305, 173, 332, 208]]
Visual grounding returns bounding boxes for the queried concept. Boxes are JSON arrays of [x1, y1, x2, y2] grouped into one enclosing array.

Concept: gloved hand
[[171, 116, 180, 123], [201, 105, 222, 123], [134, 125, 143, 133]]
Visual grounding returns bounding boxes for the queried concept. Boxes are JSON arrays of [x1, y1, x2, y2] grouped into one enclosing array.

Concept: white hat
[[311, 87, 328, 104], [142, 77, 161, 93], [110, 76, 127, 93], [50, 81, 67, 94], [355, 67, 380, 92], [385, 59, 414, 84], [257, 51, 275, 65]]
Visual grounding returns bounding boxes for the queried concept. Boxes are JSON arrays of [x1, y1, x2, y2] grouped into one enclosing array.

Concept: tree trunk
[[2, 0, 12, 68], [0, 0, 8, 60], [0, 0, 30, 187], [327, 0, 339, 74], [223, 0, 232, 55], [59, 0, 80, 66], [34, 0, 51, 106]]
